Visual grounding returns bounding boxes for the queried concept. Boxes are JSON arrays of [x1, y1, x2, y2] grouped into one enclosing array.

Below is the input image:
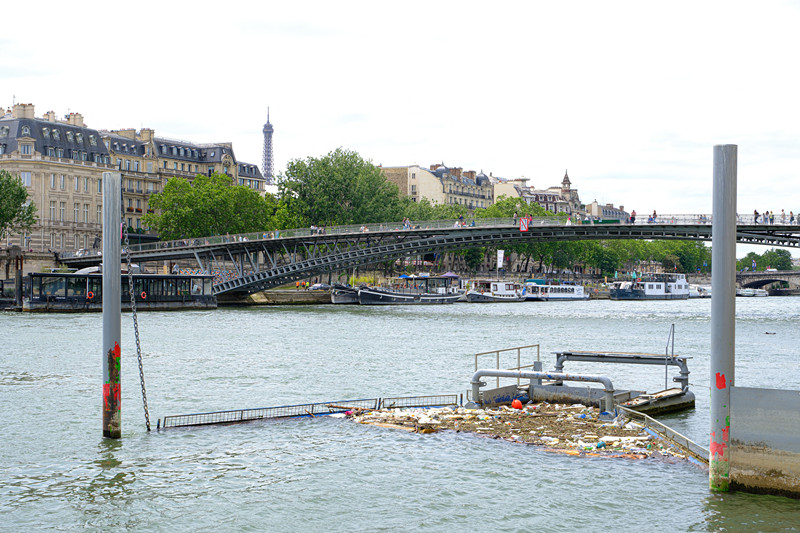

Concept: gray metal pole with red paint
[[710, 145, 737, 490], [102, 172, 122, 439]]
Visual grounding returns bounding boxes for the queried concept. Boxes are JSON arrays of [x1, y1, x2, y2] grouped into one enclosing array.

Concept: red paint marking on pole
[[710, 439, 727, 459], [722, 426, 729, 442], [715, 372, 726, 389]]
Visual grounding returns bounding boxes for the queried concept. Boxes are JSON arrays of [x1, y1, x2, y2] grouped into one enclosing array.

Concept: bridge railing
[[58, 213, 799, 258]]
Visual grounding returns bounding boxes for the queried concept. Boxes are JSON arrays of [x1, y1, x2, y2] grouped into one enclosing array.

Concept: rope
[[123, 223, 151, 431]]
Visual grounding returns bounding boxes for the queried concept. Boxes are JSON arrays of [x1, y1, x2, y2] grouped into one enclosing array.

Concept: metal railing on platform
[[159, 394, 460, 429], [618, 405, 709, 464]]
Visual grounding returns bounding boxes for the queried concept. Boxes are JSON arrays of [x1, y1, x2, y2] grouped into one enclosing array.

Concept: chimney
[[138, 128, 154, 142], [44, 111, 57, 122], [67, 112, 84, 127]]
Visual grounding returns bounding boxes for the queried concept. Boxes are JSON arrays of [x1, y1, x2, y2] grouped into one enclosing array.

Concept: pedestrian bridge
[[60, 214, 800, 295]]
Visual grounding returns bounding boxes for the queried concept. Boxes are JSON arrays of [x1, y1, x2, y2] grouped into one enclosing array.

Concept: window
[[163, 161, 167, 169], [125, 160, 130, 171], [0, 144, 5, 155], [50, 233, 55, 249], [59, 202, 65, 222], [136, 199, 141, 209], [136, 180, 141, 191], [136, 218, 141, 229], [74, 235, 79, 249], [50, 174, 55, 189], [127, 198, 132, 208], [97, 179, 102, 193], [48, 147, 55, 157], [74, 203, 80, 221], [84, 177, 88, 192], [171, 146, 176, 156], [83, 204, 89, 223], [74, 177, 79, 191], [21, 126, 30, 136], [210, 151, 215, 157], [181, 163, 185, 171], [134, 161, 139, 172], [0, 126, 8, 137], [66, 131, 73, 142], [76, 133, 83, 144], [20, 144, 32, 155], [173, 162, 177, 170], [20, 171, 31, 186], [147, 162, 153, 173], [89, 135, 96, 146], [97, 205, 102, 223], [160, 145, 166, 154], [50, 201, 56, 220], [57, 148, 64, 157], [52, 129, 60, 141], [42, 127, 50, 139], [60, 175, 65, 189]]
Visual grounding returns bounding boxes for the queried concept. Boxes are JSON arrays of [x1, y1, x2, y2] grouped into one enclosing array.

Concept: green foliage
[[0, 169, 38, 240], [401, 197, 468, 222], [279, 148, 403, 227], [477, 196, 549, 219], [143, 173, 270, 240], [737, 248, 793, 271]]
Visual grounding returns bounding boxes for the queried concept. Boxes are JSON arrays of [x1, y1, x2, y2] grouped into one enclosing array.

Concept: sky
[[3, 1, 800, 255]]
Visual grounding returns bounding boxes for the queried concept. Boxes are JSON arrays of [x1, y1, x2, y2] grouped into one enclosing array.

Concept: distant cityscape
[[0, 102, 628, 253]]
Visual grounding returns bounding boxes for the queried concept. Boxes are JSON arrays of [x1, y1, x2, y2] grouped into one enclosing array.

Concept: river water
[[2, 297, 800, 531]]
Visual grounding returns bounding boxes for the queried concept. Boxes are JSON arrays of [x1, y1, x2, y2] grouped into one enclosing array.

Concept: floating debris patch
[[343, 402, 690, 460]]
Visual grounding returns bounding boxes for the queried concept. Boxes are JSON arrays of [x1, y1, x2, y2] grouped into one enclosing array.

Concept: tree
[[142, 173, 271, 239], [279, 148, 403, 227], [0, 169, 38, 242]]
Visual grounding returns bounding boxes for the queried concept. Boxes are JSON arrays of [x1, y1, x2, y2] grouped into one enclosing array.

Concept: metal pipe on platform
[[710, 145, 737, 491], [470, 369, 615, 411], [554, 352, 691, 391], [102, 172, 122, 439]]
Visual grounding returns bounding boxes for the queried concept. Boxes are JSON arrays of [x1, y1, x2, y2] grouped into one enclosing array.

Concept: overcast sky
[[3, 1, 800, 254]]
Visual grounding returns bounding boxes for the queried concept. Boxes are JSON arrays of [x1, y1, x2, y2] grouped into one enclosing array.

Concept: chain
[[123, 222, 151, 431]]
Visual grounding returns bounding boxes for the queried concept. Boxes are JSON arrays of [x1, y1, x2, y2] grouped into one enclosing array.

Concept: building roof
[[0, 116, 109, 158]]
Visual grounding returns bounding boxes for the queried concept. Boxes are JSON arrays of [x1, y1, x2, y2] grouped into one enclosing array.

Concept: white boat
[[688, 284, 711, 298], [523, 281, 590, 301], [736, 288, 768, 297], [464, 279, 525, 303], [609, 273, 690, 300]]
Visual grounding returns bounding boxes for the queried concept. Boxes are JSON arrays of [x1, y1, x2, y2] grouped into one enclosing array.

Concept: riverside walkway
[[60, 214, 800, 295]]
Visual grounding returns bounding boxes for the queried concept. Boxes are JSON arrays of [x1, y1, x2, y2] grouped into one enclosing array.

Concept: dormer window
[[76, 133, 83, 143], [124, 144, 129, 152], [89, 135, 97, 146], [210, 151, 215, 157], [0, 126, 8, 137], [21, 125, 30, 136], [161, 144, 166, 154], [52, 130, 60, 141], [66, 131, 74, 143], [42, 127, 50, 139]]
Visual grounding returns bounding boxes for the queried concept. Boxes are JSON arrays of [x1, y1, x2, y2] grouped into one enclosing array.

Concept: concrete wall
[[730, 386, 800, 497]]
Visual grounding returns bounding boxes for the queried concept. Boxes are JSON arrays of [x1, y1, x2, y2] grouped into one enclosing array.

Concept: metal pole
[[102, 172, 122, 439], [710, 145, 737, 491]]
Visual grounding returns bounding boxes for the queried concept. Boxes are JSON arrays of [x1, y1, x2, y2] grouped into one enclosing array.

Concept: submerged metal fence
[[160, 394, 460, 429], [379, 394, 459, 409]]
